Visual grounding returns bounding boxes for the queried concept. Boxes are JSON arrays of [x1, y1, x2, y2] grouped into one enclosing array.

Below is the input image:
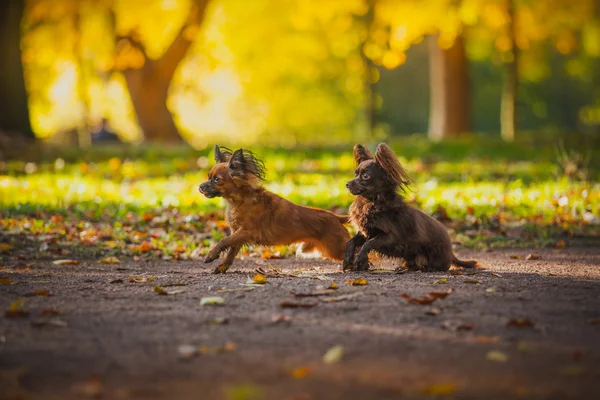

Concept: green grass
[[1, 135, 598, 259]]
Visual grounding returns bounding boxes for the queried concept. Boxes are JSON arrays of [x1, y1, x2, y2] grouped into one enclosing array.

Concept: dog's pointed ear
[[227, 148, 267, 180], [353, 144, 374, 167], [227, 148, 245, 176], [214, 145, 232, 163], [375, 143, 412, 190]]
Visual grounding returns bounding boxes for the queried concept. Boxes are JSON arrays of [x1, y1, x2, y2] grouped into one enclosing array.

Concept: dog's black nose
[[199, 183, 206, 194], [346, 182, 351, 189]]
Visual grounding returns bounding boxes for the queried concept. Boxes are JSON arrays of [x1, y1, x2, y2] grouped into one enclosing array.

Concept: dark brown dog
[[199, 145, 350, 273], [343, 143, 478, 272]]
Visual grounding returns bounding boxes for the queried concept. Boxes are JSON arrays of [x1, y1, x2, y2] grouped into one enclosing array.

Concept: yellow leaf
[[200, 296, 224, 306], [99, 256, 120, 264], [327, 283, 338, 290], [486, 351, 508, 362], [30, 289, 50, 296], [434, 278, 447, 284], [52, 259, 80, 265], [153, 286, 167, 295], [0, 243, 13, 251], [0, 277, 14, 285], [323, 345, 344, 364], [423, 383, 456, 395], [346, 278, 368, 286], [252, 274, 267, 284]]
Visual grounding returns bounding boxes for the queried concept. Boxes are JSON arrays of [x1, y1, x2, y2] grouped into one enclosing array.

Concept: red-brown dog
[[199, 145, 350, 273]]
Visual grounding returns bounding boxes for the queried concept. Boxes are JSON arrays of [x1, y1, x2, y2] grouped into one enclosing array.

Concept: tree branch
[[157, 0, 210, 79]]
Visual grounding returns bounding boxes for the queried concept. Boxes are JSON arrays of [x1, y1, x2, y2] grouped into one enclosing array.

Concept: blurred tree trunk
[[0, 0, 34, 139], [501, 0, 518, 142], [360, 0, 377, 138], [114, 0, 210, 143], [427, 35, 470, 141]]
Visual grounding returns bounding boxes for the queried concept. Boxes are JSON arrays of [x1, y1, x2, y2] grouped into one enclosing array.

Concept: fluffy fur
[[343, 143, 479, 272], [199, 145, 350, 273]]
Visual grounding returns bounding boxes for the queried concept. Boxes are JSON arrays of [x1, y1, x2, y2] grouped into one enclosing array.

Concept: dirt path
[[1, 247, 600, 400]]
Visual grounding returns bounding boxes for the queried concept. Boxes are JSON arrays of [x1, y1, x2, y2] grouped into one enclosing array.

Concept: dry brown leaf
[[476, 336, 500, 344], [290, 366, 313, 379], [52, 259, 80, 265], [109, 279, 123, 284], [441, 321, 476, 332], [428, 289, 454, 299], [0, 277, 14, 285], [507, 318, 534, 328], [426, 307, 441, 316], [525, 254, 541, 261], [272, 314, 291, 323], [29, 289, 50, 297], [401, 293, 437, 305], [280, 301, 318, 308]]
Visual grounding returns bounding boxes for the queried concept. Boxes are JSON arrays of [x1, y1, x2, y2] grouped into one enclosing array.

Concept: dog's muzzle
[[199, 183, 220, 198]]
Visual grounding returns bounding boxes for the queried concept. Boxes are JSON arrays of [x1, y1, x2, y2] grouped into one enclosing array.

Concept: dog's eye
[[361, 173, 370, 180], [213, 177, 220, 183]]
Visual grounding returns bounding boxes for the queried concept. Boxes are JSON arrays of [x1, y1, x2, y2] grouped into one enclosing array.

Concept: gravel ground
[[1, 246, 599, 400]]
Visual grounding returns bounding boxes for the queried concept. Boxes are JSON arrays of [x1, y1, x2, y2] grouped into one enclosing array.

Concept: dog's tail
[[452, 255, 480, 269], [336, 214, 350, 224]]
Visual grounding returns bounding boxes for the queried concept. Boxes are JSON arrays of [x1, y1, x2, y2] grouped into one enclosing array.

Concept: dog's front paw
[[342, 257, 354, 271], [354, 255, 370, 271], [204, 252, 219, 263], [213, 264, 230, 274]]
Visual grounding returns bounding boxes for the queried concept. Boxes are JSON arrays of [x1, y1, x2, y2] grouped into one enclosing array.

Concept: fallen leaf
[[433, 278, 448, 284], [314, 274, 334, 281], [272, 314, 291, 323], [12, 262, 32, 270], [327, 283, 338, 290], [490, 272, 503, 278], [401, 293, 437, 305], [128, 276, 157, 283], [52, 259, 80, 265], [450, 270, 464, 276], [323, 345, 344, 364], [206, 317, 229, 325], [280, 301, 318, 308], [29, 289, 50, 296], [0, 277, 14, 285], [476, 336, 500, 344], [293, 289, 337, 297], [5, 298, 29, 319], [153, 286, 168, 295], [422, 383, 456, 395], [216, 287, 255, 293], [200, 296, 225, 306], [486, 351, 508, 362], [252, 274, 267, 284], [441, 321, 476, 332], [510, 255, 522, 260], [346, 278, 368, 286], [72, 376, 103, 397], [507, 318, 534, 328], [555, 240, 565, 248], [290, 366, 313, 379], [464, 279, 480, 284], [0, 243, 13, 251], [109, 279, 123, 284], [426, 307, 441, 316], [99, 256, 120, 264], [428, 289, 454, 299], [321, 292, 364, 302], [198, 341, 236, 354], [485, 287, 497, 293], [178, 344, 198, 359], [525, 254, 540, 261]]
